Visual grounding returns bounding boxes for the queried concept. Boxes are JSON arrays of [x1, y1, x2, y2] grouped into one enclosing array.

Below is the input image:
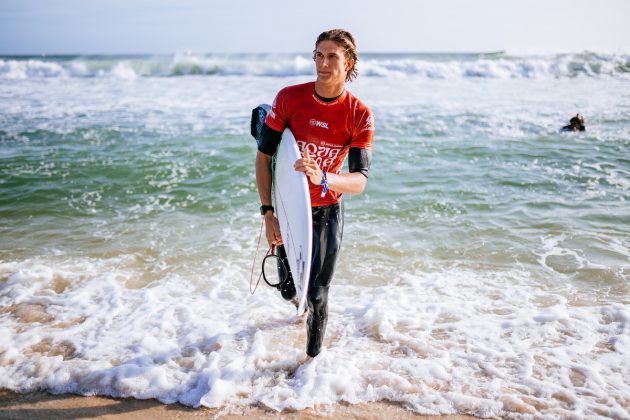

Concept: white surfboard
[[274, 128, 312, 315]]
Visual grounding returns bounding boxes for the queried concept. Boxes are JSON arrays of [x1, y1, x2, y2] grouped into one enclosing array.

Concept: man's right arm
[[255, 124, 283, 246], [256, 151, 274, 207]]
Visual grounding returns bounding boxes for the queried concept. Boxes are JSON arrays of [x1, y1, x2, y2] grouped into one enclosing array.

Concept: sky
[[1, 0, 629, 55]]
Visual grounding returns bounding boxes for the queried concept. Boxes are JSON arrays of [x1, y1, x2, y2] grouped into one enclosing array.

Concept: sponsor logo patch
[[309, 119, 329, 130], [361, 114, 375, 132], [297, 140, 343, 169]]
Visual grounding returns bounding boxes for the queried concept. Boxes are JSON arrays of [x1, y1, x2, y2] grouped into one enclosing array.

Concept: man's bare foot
[[298, 355, 314, 365], [287, 354, 315, 378], [291, 310, 307, 324]]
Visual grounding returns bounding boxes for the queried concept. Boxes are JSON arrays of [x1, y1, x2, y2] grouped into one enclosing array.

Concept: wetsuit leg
[[306, 203, 344, 357], [275, 245, 297, 301]]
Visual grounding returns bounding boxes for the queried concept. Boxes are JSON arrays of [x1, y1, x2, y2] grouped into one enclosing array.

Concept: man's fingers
[[265, 216, 283, 247], [294, 160, 309, 172], [294, 154, 321, 185], [273, 220, 282, 241], [294, 157, 318, 170], [266, 234, 275, 247]]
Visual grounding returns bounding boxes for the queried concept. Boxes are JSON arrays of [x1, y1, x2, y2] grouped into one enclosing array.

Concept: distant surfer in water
[[560, 113, 586, 132], [255, 29, 375, 362]]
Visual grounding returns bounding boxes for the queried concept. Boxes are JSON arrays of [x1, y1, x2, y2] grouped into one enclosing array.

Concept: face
[[314, 40, 353, 85]]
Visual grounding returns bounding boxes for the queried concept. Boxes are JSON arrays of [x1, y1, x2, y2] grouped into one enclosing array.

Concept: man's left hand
[[294, 149, 323, 185]]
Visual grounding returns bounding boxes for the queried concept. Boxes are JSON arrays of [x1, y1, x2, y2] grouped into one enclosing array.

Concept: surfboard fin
[[250, 104, 271, 148]]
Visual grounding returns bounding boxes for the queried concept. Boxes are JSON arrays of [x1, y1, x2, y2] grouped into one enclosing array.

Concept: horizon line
[[2, 49, 628, 57]]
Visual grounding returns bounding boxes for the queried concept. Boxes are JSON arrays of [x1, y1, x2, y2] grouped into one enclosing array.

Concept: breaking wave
[[1, 52, 629, 80]]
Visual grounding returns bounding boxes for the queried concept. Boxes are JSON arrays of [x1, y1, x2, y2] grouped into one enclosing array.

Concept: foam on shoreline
[[1, 259, 628, 417]]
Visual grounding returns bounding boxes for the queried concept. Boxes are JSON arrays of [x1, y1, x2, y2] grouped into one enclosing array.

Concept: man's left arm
[[294, 147, 372, 195], [326, 147, 372, 194]]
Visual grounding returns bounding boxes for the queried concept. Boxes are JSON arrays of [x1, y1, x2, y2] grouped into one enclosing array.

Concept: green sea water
[[1, 74, 629, 292]]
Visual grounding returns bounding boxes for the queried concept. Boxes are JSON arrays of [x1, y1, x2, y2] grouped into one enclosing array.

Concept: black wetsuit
[[276, 203, 343, 357], [560, 124, 585, 132]]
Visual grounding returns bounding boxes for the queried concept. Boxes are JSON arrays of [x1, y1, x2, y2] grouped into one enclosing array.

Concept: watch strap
[[260, 205, 274, 215]]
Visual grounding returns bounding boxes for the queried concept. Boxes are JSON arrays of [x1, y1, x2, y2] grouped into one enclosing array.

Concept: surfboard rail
[[274, 128, 312, 315]]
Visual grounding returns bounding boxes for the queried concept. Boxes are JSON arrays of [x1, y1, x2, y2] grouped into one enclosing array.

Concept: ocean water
[[1, 52, 629, 418]]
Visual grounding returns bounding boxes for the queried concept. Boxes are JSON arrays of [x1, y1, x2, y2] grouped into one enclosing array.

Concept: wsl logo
[[309, 118, 329, 130]]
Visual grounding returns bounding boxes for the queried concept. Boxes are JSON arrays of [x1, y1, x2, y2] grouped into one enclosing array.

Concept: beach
[[1, 389, 478, 419], [1, 52, 629, 418]]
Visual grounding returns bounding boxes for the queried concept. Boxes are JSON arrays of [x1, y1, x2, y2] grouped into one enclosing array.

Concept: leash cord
[[249, 219, 265, 295], [250, 219, 289, 294]]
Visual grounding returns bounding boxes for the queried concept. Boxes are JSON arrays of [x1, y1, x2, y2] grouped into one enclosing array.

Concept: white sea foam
[[1, 258, 628, 417], [109, 62, 138, 80], [1, 52, 628, 80], [0, 59, 68, 79]]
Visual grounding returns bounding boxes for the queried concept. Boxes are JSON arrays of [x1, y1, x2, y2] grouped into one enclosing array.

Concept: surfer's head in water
[[313, 29, 358, 84], [561, 113, 586, 132]]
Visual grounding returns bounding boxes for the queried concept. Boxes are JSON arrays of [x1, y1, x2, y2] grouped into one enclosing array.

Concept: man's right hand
[[264, 212, 283, 247]]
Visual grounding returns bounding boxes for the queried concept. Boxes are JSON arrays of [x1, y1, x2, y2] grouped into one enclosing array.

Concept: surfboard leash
[[249, 219, 266, 294], [250, 219, 289, 294], [262, 246, 288, 289]]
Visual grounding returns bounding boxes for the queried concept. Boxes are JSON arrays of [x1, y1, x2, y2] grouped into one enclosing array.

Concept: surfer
[[255, 29, 375, 361], [560, 113, 586, 132]]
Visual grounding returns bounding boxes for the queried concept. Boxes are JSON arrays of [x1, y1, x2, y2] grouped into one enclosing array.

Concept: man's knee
[[307, 286, 329, 312]]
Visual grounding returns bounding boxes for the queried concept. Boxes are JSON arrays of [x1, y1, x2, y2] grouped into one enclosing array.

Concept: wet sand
[[0, 389, 477, 419]]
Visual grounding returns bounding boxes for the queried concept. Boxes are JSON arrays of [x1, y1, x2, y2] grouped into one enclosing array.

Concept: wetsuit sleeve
[[348, 147, 372, 178], [258, 123, 282, 156], [347, 106, 374, 178]]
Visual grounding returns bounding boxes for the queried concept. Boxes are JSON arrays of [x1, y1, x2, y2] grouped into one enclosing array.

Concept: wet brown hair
[[313, 29, 358, 82]]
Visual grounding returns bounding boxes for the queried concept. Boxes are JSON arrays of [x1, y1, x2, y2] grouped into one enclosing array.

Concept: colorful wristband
[[320, 171, 329, 197]]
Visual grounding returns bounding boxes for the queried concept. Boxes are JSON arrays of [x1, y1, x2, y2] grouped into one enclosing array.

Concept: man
[[561, 113, 586, 132], [255, 29, 375, 360]]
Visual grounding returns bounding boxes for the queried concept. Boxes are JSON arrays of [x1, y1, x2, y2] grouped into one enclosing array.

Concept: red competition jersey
[[265, 82, 375, 207]]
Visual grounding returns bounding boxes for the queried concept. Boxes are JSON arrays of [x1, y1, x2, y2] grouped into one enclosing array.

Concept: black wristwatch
[[260, 205, 274, 215]]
